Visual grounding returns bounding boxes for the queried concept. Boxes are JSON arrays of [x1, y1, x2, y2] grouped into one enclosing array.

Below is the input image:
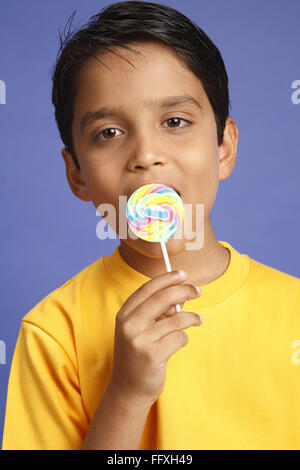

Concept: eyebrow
[[80, 95, 203, 133]]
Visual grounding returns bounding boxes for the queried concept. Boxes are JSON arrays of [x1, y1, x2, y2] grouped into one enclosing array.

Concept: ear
[[61, 148, 91, 202], [218, 117, 239, 181]]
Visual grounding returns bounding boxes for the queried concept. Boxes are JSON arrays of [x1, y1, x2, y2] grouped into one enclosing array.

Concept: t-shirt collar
[[103, 241, 251, 310]]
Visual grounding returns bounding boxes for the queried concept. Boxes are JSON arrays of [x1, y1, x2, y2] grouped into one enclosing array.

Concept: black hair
[[51, 1, 230, 170]]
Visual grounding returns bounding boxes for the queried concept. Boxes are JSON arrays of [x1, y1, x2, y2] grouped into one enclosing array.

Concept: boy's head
[[51, 1, 238, 257]]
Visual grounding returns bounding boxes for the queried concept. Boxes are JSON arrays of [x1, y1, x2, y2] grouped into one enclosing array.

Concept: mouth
[[128, 182, 182, 199]]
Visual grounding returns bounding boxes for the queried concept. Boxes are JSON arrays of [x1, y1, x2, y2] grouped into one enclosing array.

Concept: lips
[[128, 182, 181, 198]]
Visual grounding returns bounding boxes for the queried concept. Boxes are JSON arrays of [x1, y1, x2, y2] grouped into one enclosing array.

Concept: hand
[[108, 270, 203, 407]]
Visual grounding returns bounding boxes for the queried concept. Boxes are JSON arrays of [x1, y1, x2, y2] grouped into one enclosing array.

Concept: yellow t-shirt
[[2, 241, 300, 450]]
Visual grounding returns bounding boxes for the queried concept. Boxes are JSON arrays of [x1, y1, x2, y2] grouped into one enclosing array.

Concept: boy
[[2, 1, 300, 450]]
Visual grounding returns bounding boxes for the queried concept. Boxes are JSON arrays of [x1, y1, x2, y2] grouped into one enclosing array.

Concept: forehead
[[73, 41, 209, 127], [77, 40, 200, 85]]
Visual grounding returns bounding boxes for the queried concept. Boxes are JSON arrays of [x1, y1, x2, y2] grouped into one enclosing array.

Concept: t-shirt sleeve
[[2, 320, 90, 450]]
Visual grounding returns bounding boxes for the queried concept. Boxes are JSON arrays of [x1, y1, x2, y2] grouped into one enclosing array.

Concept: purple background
[[0, 0, 299, 447]]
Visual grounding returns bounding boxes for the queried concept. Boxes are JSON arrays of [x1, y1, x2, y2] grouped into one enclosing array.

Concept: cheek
[[87, 175, 113, 207], [81, 159, 121, 207], [204, 156, 220, 198], [183, 144, 220, 228], [186, 148, 219, 195]]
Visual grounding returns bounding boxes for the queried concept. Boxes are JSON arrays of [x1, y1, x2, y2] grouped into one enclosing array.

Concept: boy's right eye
[[94, 127, 122, 142]]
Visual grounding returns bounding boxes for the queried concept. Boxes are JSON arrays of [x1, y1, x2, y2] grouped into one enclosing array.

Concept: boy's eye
[[94, 117, 191, 142], [162, 117, 190, 129]]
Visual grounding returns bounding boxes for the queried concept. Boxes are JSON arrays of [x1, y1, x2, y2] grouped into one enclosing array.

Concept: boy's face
[[63, 41, 238, 258]]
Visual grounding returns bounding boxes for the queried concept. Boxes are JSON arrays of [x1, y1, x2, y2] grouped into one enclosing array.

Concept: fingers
[[157, 302, 185, 319], [153, 330, 191, 365], [127, 283, 202, 324], [148, 311, 203, 342], [119, 270, 187, 319]]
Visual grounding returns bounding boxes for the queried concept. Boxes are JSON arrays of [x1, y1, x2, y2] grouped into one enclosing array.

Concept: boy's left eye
[[162, 117, 191, 128], [94, 117, 191, 142]]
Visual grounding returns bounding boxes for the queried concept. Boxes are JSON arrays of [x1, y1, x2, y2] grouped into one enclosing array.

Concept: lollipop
[[126, 183, 184, 312]]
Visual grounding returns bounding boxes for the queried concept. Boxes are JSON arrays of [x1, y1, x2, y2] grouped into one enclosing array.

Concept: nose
[[126, 130, 166, 171]]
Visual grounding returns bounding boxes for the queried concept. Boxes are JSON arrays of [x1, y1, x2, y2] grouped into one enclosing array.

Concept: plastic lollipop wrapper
[[126, 183, 185, 312]]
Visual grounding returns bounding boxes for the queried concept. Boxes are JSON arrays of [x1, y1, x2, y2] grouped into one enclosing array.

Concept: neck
[[119, 217, 230, 287]]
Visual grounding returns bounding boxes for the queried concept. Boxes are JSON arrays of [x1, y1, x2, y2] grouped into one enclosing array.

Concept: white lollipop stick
[[160, 240, 181, 313]]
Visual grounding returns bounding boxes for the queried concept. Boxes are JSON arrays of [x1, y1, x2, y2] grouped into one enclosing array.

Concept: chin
[[125, 236, 186, 259]]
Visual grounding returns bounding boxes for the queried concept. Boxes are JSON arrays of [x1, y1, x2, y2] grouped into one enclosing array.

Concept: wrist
[[106, 379, 155, 412]]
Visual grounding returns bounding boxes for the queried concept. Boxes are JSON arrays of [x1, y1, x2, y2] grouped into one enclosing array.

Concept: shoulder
[[21, 255, 107, 349], [249, 256, 299, 284], [248, 256, 300, 304]]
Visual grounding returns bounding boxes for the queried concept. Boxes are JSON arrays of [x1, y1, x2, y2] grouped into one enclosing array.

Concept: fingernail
[[194, 285, 202, 295], [177, 270, 186, 278]]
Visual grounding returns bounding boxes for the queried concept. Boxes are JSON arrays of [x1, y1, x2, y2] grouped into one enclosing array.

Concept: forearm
[[81, 383, 152, 450]]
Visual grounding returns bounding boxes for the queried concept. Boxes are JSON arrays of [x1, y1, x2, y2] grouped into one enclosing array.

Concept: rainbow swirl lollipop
[[126, 183, 184, 313], [126, 183, 184, 242]]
